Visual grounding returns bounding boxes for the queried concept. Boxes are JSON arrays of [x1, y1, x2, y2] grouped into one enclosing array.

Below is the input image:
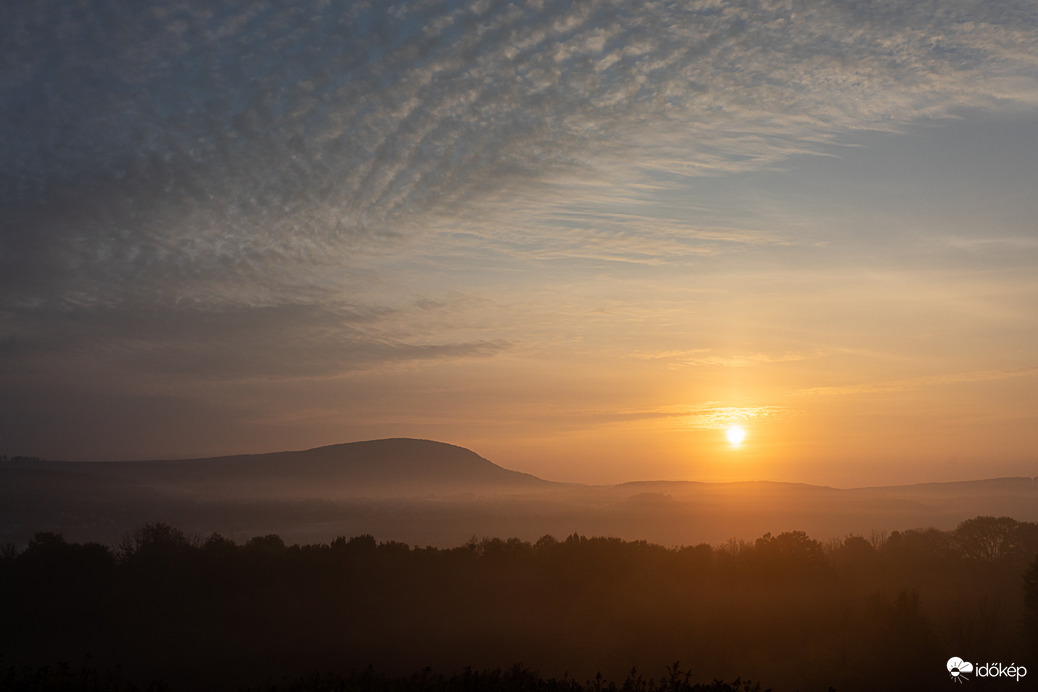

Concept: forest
[[2, 517, 1037, 692]]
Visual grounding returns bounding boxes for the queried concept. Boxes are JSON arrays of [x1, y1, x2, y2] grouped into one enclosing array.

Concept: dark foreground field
[[3, 517, 1037, 692]]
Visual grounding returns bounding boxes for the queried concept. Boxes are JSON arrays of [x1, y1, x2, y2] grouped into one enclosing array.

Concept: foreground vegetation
[[2, 517, 1037, 691], [0, 660, 767, 692]]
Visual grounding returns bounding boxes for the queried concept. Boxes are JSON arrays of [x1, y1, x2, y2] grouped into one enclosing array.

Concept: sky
[[3, 0, 1038, 487]]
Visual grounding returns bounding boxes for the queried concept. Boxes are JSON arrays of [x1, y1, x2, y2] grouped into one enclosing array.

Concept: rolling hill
[[8, 438, 548, 499], [2, 438, 1036, 547]]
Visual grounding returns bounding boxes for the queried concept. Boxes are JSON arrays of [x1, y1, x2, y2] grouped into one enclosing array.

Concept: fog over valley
[[4, 438, 1036, 548]]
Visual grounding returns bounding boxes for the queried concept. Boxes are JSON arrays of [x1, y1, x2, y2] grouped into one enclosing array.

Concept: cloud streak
[[631, 348, 824, 368], [4, 0, 1038, 306], [794, 366, 1038, 398]]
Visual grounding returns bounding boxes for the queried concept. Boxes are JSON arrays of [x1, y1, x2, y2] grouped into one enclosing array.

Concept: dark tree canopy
[[1, 518, 1035, 692]]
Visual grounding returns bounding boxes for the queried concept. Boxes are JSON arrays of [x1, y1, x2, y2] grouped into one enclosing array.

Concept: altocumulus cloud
[[2, 0, 1038, 381]]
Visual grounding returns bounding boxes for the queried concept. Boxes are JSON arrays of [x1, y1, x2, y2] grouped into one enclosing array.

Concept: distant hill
[[2, 438, 549, 499], [2, 438, 1037, 547]]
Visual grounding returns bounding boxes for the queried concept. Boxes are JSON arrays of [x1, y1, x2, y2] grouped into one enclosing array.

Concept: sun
[[726, 425, 746, 446]]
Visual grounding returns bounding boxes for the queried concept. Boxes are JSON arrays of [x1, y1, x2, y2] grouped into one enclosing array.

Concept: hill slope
[[3, 438, 548, 499], [3, 439, 1037, 547]]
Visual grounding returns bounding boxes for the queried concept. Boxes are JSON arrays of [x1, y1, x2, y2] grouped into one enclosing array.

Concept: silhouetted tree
[[955, 516, 1020, 561], [245, 533, 287, 554], [831, 534, 876, 574], [880, 527, 955, 569], [118, 522, 193, 564], [751, 530, 826, 578], [338, 533, 377, 553]]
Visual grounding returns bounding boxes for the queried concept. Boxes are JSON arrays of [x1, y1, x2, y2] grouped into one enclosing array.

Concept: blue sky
[[2, 0, 1038, 485]]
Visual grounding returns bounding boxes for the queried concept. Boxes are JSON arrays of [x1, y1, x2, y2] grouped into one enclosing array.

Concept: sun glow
[[726, 425, 746, 446]]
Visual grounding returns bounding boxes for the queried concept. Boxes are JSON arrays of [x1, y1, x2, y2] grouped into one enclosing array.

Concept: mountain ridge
[[4, 438, 1038, 548], [8, 437, 1036, 494], [6, 437, 548, 498]]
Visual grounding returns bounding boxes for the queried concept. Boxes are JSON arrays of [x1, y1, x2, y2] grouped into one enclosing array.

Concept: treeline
[[0, 454, 44, 463], [0, 661, 765, 692], [2, 518, 1037, 692]]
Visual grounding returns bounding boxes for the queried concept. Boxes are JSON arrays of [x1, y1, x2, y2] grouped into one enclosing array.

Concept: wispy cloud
[[794, 366, 1038, 397], [661, 402, 788, 430], [498, 401, 789, 434], [0, 297, 510, 382], [631, 348, 824, 368], [4, 0, 1037, 306]]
